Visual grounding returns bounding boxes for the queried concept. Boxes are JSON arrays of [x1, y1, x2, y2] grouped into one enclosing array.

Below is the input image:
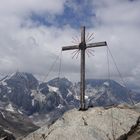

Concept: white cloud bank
[[0, 0, 140, 90]]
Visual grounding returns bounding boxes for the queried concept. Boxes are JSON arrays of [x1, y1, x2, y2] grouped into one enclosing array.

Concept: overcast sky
[[0, 0, 140, 89]]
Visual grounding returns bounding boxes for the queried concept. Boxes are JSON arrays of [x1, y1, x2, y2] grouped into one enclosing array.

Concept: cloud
[[0, 0, 66, 15]]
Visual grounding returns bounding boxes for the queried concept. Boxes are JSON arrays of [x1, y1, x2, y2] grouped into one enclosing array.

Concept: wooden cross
[[62, 26, 107, 110]]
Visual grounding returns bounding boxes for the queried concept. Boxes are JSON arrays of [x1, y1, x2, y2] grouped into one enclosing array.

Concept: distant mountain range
[[0, 72, 140, 139]]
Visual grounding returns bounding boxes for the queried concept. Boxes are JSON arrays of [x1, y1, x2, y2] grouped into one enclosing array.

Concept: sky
[[0, 0, 140, 90]]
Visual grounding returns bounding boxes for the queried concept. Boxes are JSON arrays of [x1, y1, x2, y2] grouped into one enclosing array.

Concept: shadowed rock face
[[23, 107, 140, 140], [0, 127, 15, 140], [0, 72, 39, 115], [0, 108, 39, 139]]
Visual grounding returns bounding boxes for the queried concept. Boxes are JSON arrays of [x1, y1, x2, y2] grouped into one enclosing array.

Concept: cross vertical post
[[62, 26, 107, 111], [80, 27, 86, 110]]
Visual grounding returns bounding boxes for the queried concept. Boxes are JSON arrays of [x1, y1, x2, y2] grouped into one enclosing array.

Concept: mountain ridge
[[0, 71, 140, 116]]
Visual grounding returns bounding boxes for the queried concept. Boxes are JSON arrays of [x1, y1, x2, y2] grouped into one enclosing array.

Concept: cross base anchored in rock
[[62, 26, 107, 111]]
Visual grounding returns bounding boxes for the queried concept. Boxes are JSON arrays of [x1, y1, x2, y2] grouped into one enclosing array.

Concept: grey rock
[[23, 107, 140, 140]]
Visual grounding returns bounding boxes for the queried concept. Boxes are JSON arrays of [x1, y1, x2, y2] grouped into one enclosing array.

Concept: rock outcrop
[[22, 106, 140, 140]]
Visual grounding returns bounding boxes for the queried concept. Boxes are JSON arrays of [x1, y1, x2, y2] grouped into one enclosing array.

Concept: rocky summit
[[22, 106, 140, 140]]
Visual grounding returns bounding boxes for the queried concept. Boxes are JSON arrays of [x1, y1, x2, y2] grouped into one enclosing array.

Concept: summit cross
[[62, 26, 107, 110]]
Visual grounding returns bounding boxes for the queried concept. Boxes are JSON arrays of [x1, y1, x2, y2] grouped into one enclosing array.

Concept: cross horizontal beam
[[62, 41, 107, 51], [86, 41, 107, 49], [62, 45, 78, 51]]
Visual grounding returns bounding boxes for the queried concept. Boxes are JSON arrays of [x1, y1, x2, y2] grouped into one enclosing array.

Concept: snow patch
[[0, 111, 5, 118], [67, 90, 73, 97], [86, 88, 98, 97], [85, 84, 98, 97], [100, 87, 106, 92], [103, 81, 110, 87], [32, 99, 35, 106], [0, 73, 14, 84], [7, 87, 12, 93], [5, 73, 15, 80], [4, 129, 12, 134], [57, 104, 64, 109], [31, 90, 46, 103], [75, 95, 80, 100], [85, 95, 89, 99], [18, 109, 23, 114], [48, 85, 58, 92], [1, 81, 7, 86], [5, 104, 15, 112]]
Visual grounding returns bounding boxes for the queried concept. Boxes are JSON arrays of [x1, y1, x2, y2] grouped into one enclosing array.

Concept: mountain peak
[[10, 72, 36, 80], [2, 72, 39, 90]]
